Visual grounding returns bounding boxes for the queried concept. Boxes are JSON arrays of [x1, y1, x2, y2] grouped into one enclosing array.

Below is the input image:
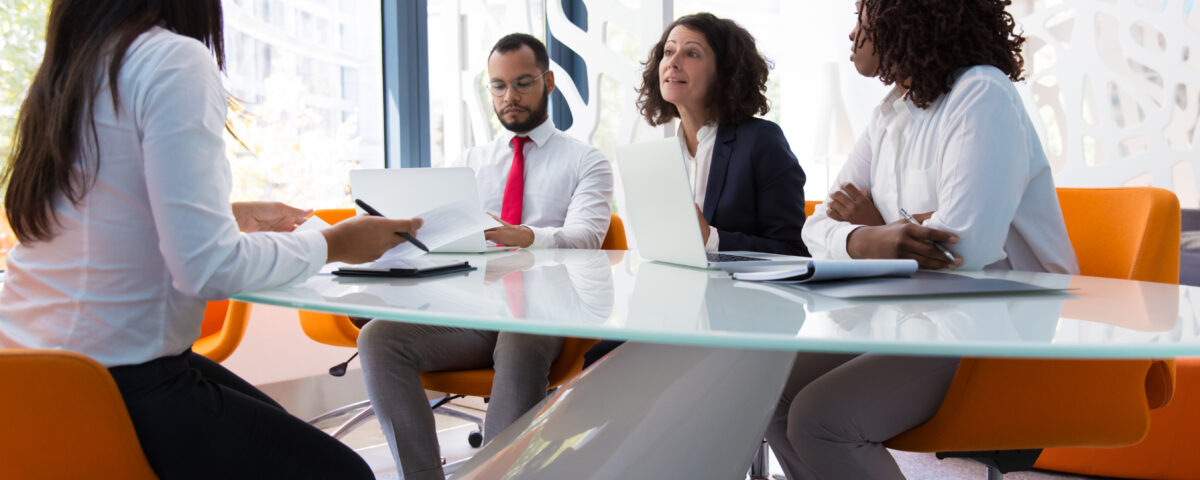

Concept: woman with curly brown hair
[[639, 12, 808, 256], [769, 1, 1078, 478], [582, 12, 808, 367]]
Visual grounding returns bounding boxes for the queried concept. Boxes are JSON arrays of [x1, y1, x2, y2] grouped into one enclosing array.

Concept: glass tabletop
[[232, 249, 1200, 358]]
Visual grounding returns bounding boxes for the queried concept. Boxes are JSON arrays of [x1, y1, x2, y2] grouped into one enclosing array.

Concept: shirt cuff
[[526, 225, 556, 249], [294, 229, 328, 275], [830, 224, 861, 259], [704, 226, 720, 252]]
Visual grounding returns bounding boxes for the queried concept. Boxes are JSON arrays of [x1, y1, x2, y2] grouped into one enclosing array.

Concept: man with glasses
[[356, 33, 613, 480]]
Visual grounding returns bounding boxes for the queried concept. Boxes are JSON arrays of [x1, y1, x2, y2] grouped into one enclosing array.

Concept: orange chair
[[192, 300, 253, 363], [1033, 188, 1197, 480], [885, 187, 1181, 477], [0, 349, 158, 479], [300, 210, 620, 440], [804, 200, 820, 217]]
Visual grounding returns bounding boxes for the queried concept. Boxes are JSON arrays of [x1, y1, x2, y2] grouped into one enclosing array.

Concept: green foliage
[[0, 0, 49, 158]]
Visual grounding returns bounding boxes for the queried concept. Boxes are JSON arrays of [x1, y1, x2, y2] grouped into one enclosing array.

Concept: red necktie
[[502, 270, 526, 318], [501, 136, 530, 225]]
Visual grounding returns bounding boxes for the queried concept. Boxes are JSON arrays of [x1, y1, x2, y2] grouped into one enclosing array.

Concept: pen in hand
[[898, 207, 956, 262], [354, 198, 430, 253]]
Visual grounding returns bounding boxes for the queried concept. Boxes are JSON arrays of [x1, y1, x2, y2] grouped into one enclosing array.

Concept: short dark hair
[[859, 0, 1026, 109], [489, 33, 549, 72], [637, 13, 770, 127]]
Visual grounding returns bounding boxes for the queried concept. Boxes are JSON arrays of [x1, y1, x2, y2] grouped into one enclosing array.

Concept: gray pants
[[357, 320, 564, 480], [766, 353, 961, 480]]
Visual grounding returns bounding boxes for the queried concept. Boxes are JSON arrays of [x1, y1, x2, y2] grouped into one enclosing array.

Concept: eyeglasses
[[489, 71, 549, 97]]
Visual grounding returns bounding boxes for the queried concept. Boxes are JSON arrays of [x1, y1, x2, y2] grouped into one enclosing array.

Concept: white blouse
[[0, 28, 327, 367], [677, 122, 721, 252], [802, 66, 1079, 274]]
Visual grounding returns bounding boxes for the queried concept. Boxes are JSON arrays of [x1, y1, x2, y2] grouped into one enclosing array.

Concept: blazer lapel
[[703, 124, 736, 221]]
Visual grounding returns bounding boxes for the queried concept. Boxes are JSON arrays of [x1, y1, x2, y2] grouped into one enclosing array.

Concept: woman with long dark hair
[[769, 1, 1078, 478], [0, 1, 418, 477]]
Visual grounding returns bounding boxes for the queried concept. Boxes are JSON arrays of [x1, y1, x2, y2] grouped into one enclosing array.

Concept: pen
[[898, 207, 956, 262], [354, 198, 430, 253]]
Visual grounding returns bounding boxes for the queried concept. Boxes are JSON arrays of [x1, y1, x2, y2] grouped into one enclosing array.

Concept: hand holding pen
[[354, 199, 430, 253], [845, 209, 962, 270], [898, 208, 956, 263]]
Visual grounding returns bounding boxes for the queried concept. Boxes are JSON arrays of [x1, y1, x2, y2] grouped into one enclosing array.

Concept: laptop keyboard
[[707, 253, 763, 263]]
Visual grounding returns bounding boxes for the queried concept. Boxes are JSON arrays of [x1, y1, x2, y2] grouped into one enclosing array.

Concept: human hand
[[826, 183, 884, 226], [911, 211, 934, 224], [485, 212, 535, 248], [694, 203, 711, 244], [321, 216, 423, 264], [232, 201, 313, 233], [846, 220, 963, 270]]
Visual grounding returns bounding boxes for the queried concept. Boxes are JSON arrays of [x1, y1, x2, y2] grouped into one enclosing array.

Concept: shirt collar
[[500, 117, 556, 149], [880, 86, 929, 123], [674, 122, 719, 145]]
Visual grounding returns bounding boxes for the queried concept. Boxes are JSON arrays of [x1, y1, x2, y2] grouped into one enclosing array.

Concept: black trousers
[[108, 350, 374, 480]]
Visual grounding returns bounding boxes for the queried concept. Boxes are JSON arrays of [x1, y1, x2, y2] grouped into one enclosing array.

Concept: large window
[[222, 0, 384, 209]]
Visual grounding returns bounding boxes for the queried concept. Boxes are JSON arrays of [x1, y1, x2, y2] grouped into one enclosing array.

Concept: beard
[[496, 90, 550, 133]]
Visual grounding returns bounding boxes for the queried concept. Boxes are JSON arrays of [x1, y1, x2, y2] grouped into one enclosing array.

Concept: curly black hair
[[637, 13, 770, 126], [859, 0, 1026, 109]]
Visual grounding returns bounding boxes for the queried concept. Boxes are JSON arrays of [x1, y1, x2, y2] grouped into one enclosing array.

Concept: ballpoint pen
[[353, 198, 430, 253], [898, 207, 956, 262]]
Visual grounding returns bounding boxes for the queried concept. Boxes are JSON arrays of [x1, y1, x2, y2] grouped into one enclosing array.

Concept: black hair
[[489, 33, 550, 72]]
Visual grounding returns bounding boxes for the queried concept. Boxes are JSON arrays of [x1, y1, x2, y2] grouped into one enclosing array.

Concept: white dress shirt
[[0, 27, 327, 367], [454, 118, 613, 249], [677, 123, 721, 252], [802, 66, 1079, 274]]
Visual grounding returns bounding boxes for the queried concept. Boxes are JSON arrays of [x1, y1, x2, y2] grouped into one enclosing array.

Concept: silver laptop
[[348, 168, 506, 253], [614, 138, 809, 270]]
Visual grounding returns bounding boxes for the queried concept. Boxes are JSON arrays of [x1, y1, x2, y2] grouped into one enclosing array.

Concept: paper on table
[[376, 201, 498, 260], [294, 215, 331, 233], [731, 259, 917, 283]]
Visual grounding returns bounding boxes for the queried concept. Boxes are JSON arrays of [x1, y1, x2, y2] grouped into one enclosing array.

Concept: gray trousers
[[765, 353, 961, 480], [357, 320, 564, 480]]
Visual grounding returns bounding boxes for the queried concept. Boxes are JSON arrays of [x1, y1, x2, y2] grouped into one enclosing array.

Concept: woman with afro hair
[[770, 1, 1078, 477]]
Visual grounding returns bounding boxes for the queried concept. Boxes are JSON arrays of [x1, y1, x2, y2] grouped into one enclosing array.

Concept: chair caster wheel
[[468, 430, 483, 448]]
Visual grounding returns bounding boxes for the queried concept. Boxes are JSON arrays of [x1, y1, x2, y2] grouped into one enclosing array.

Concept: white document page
[[294, 215, 331, 233], [377, 201, 498, 261], [731, 259, 918, 283]]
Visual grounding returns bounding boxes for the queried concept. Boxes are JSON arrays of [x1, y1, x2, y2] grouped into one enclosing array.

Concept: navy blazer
[[704, 118, 809, 256]]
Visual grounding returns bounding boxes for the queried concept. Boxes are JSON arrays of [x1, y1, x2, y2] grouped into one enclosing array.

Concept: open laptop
[[348, 168, 508, 253], [614, 138, 809, 270]]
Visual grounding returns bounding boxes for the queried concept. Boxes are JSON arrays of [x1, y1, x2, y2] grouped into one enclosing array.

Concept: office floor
[[317, 395, 1102, 480]]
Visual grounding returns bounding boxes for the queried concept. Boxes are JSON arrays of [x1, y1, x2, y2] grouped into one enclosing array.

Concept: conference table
[[233, 248, 1200, 479]]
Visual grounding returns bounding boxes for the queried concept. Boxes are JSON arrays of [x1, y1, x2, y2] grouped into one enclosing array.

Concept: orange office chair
[[300, 210, 620, 442], [0, 349, 158, 479], [192, 300, 253, 363], [1031, 188, 1197, 480], [884, 187, 1182, 478], [804, 200, 820, 217]]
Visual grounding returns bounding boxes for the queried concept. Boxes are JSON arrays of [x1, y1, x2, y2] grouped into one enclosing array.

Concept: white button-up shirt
[[677, 123, 721, 252], [802, 66, 1079, 274], [0, 28, 327, 367], [454, 118, 613, 249]]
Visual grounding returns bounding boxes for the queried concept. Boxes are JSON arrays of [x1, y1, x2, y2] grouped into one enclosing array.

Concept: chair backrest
[[313, 208, 357, 225], [602, 213, 628, 250], [805, 200, 821, 218], [193, 301, 253, 363], [1057, 187, 1180, 284], [0, 349, 158, 479]]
